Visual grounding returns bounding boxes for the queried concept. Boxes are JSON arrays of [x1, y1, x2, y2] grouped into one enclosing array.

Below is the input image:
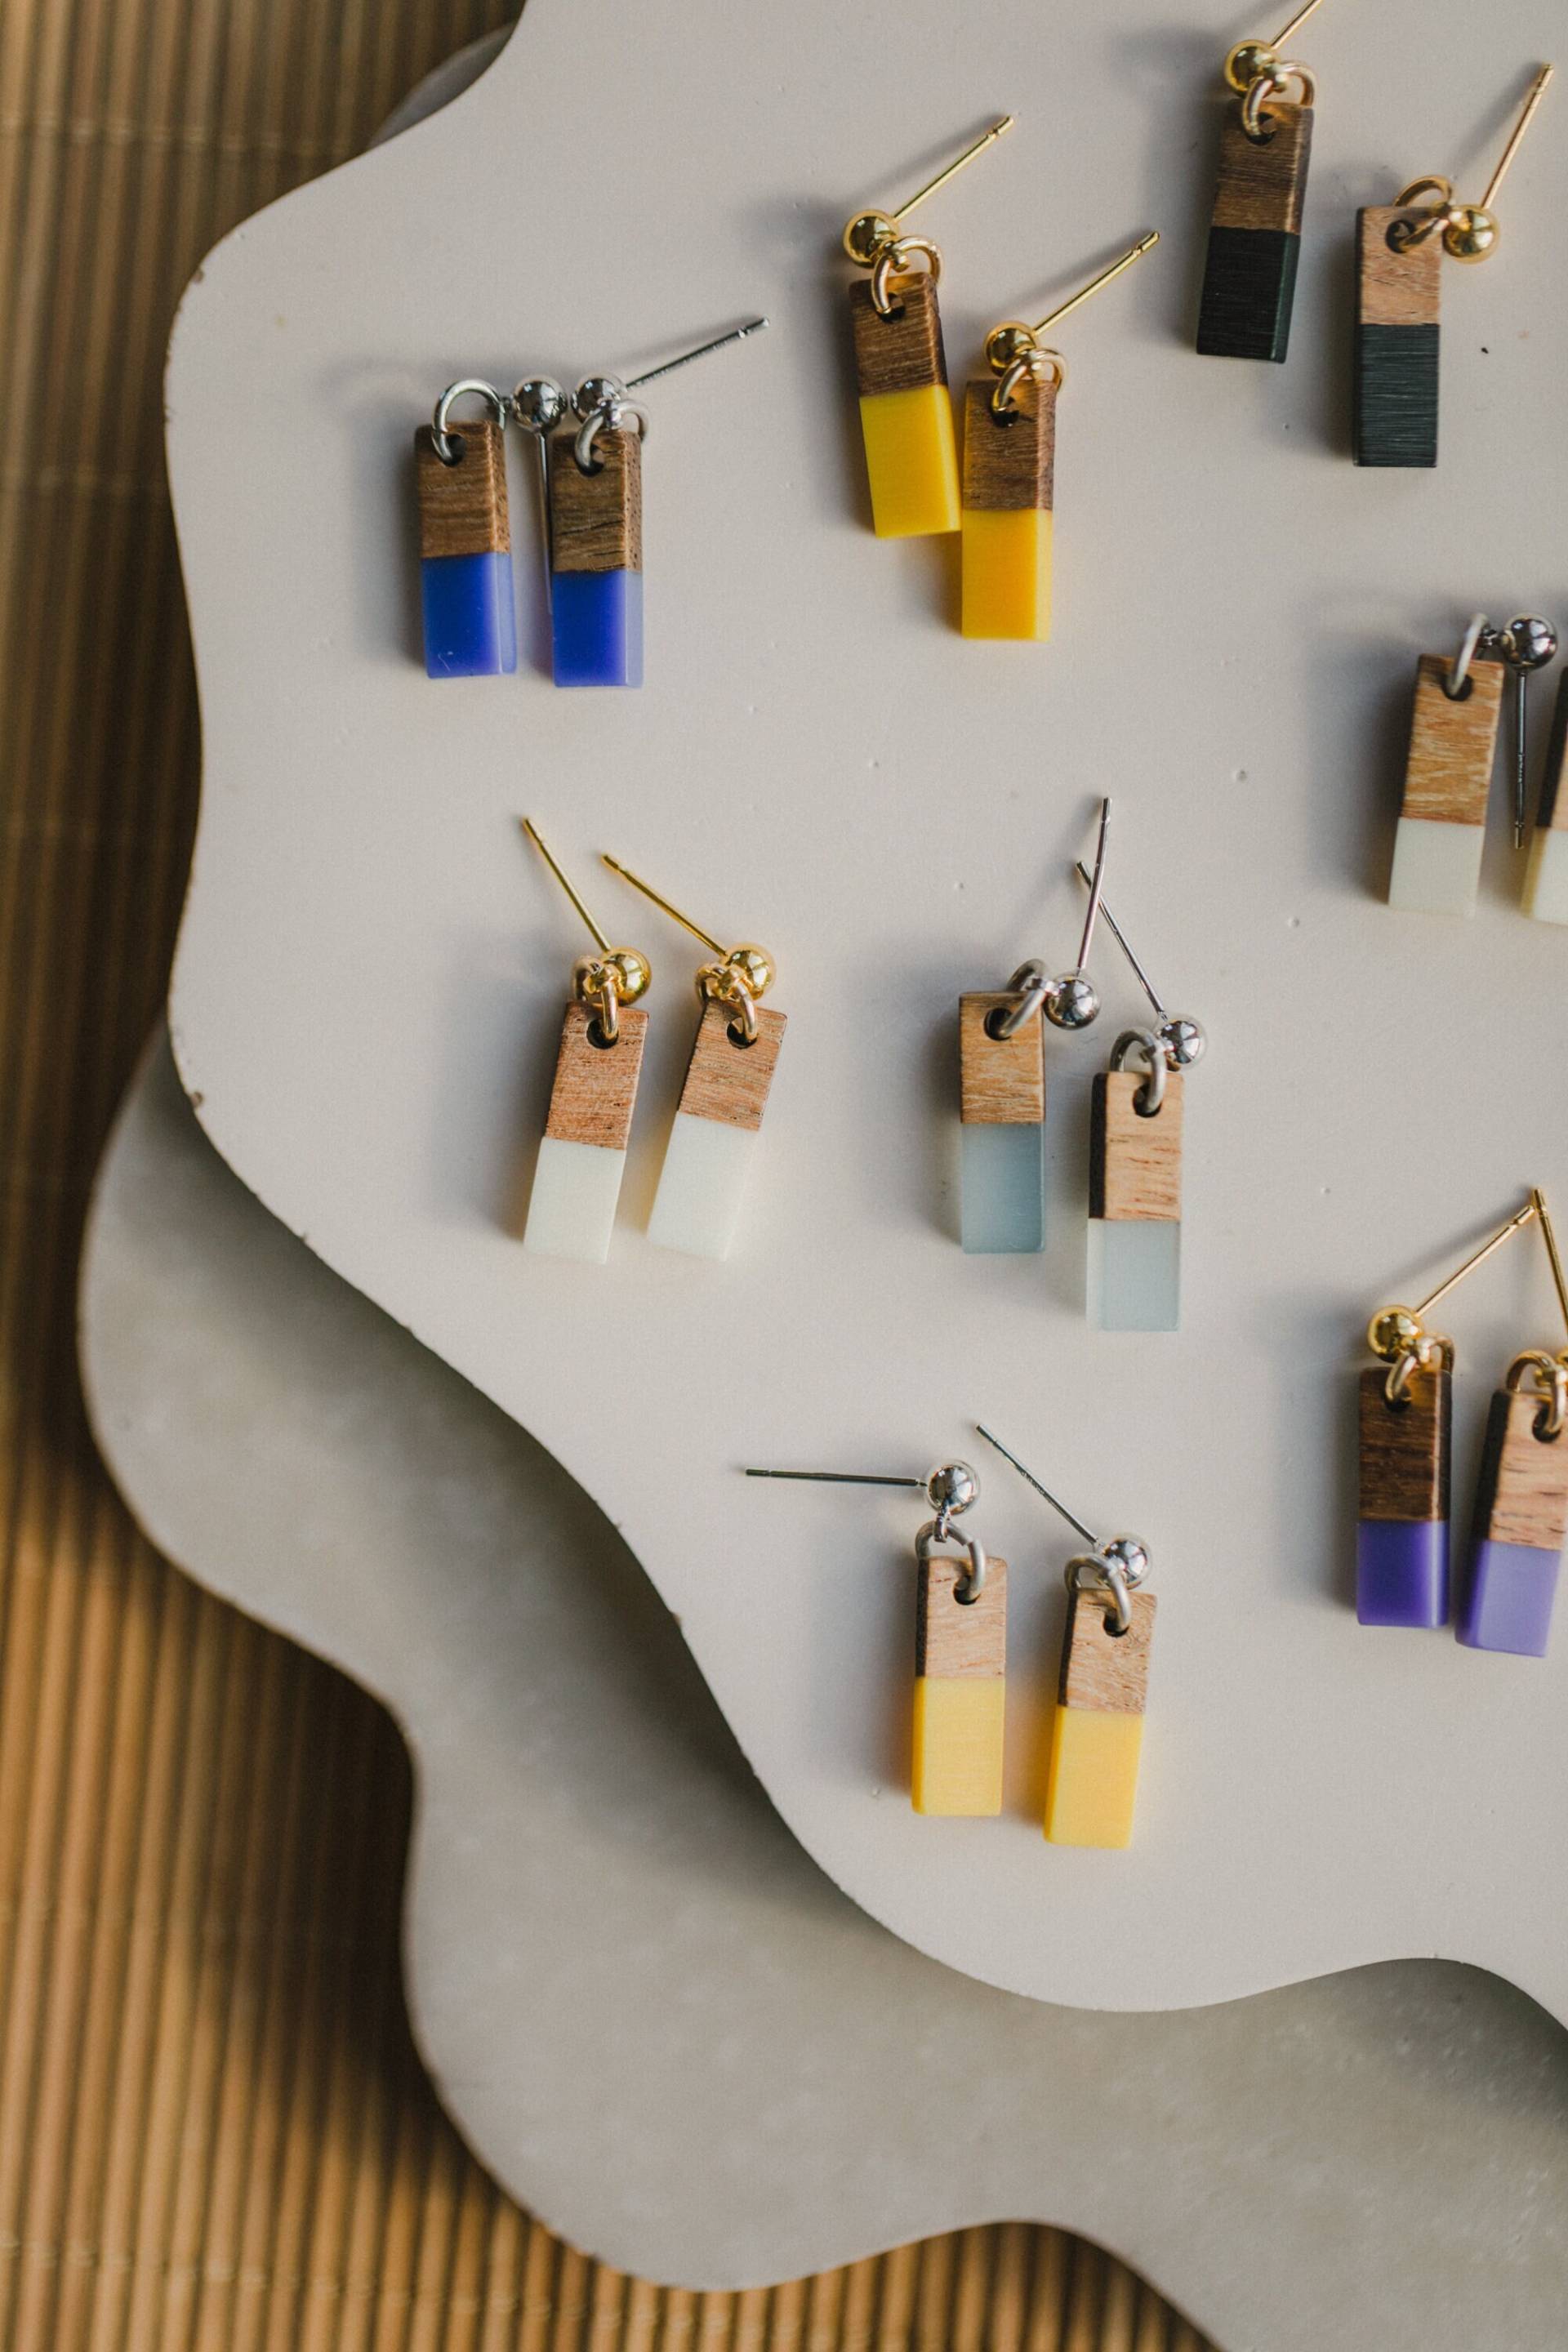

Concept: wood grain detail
[[543, 1002, 648, 1150], [960, 994, 1045, 1125], [916, 1555, 1008, 1679], [676, 1001, 786, 1131], [961, 379, 1055, 513], [1538, 672, 1568, 835], [1058, 1590, 1157, 1715], [1402, 654, 1505, 825], [1476, 1391, 1568, 1552], [1358, 1365, 1449, 1522], [415, 419, 509, 558], [849, 275, 948, 398], [1210, 102, 1313, 236], [1089, 1072, 1183, 1221], [548, 430, 644, 573], [1357, 208, 1442, 327]]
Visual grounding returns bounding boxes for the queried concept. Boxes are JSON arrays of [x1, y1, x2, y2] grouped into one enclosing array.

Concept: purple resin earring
[[1356, 1198, 1539, 1629]]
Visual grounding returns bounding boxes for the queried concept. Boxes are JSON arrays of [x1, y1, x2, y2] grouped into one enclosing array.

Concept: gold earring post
[[1481, 65, 1555, 211], [1028, 232, 1160, 336], [1269, 0, 1326, 47], [1414, 1198, 1538, 1318], [1530, 1187, 1568, 1339], [844, 117, 1014, 264], [888, 117, 1014, 227], [522, 817, 611, 951], [600, 856, 726, 956]]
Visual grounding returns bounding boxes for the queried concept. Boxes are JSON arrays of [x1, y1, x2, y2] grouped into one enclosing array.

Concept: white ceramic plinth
[[524, 1135, 626, 1262], [647, 1112, 756, 1260], [1387, 817, 1483, 916], [1524, 829, 1568, 925], [1089, 1218, 1181, 1334], [163, 0, 1568, 2018]]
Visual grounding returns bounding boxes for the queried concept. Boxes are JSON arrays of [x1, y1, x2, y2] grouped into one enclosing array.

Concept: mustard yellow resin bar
[[960, 376, 1056, 641], [911, 1553, 1006, 1817], [849, 278, 960, 539], [1044, 1589, 1156, 1850]]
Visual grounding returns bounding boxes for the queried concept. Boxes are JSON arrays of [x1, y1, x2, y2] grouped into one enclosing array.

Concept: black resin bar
[[1196, 228, 1302, 363], [1353, 323, 1440, 467]]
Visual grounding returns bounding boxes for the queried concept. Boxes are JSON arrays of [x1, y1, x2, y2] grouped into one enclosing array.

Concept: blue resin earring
[[514, 319, 768, 690], [416, 381, 517, 679]]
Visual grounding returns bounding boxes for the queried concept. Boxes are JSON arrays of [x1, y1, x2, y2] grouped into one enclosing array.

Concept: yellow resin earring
[[960, 232, 1159, 641], [841, 118, 1014, 539]]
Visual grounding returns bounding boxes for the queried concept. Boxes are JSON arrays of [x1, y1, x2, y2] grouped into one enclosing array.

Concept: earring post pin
[[1414, 1199, 1536, 1317], [1072, 799, 1112, 973], [1269, 0, 1326, 48], [744, 1469, 927, 1488], [1530, 1188, 1568, 1340], [889, 116, 1014, 226], [602, 857, 727, 956], [1074, 864, 1166, 1018], [1481, 65, 1555, 212], [975, 1426, 1099, 1547], [1029, 234, 1160, 336], [624, 318, 770, 392], [521, 818, 611, 951]]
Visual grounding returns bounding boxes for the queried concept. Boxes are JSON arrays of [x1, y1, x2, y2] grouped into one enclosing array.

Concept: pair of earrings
[[1200, 0, 1552, 460], [747, 1424, 1160, 1849], [958, 803, 1208, 1334], [1358, 1191, 1568, 1656], [519, 822, 785, 1265], [415, 318, 767, 685], [841, 118, 1157, 641], [1388, 609, 1562, 917]]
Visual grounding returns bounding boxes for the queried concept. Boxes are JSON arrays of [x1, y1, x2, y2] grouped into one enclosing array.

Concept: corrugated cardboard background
[[0, 3, 1210, 2341]]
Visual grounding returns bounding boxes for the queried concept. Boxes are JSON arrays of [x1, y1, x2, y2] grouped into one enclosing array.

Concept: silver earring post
[[746, 1461, 978, 1514], [1072, 862, 1207, 1068], [624, 316, 769, 390], [1044, 796, 1111, 1031], [976, 1424, 1150, 1633]]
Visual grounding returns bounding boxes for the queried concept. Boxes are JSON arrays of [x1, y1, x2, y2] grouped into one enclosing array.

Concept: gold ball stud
[[726, 944, 775, 1000], [1224, 40, 1277, 93], [983, 322, 1037, 375], [1443, 206, 1499, 262], [843, 209, 899, 266], [604, 947, 652, 1004], [1368, 1306, 1422, 1362]]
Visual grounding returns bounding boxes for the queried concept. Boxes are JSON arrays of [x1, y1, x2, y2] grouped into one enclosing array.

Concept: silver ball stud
[[513, 376, 567, 434], [1508, 615, 1560, 674], [573, 374, 625, 420], [1159, 1015, 1207, 1069], [1100, 1535, 1151, 1586], [927, 1461, 979, 1517], [1043, 971, 1100, 1031]]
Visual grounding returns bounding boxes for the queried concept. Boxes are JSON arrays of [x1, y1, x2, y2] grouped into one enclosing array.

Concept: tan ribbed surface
[[0, 4, 1214, 2342]]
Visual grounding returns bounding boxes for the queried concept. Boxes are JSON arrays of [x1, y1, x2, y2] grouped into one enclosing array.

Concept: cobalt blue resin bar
[[1456, 1383, 1568, 1657], [548, 427, 644, 688], [1356, 1364, 1450, 1628], [415, 418, 516, 678]]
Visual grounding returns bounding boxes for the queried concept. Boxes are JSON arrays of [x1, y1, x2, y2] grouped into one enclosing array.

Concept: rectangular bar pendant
[[1356, 1365, 1450, 1627], [416, 418, 515, 678], [960, 378, 1056, 641], [1196, 100, 1312, 362], [959, 993, 1045, 1254], [1045, 1590, 1156, 1849], [1524, 675, 1568, 924], [1088, 1071, 1183, 1331], [523, 1003, 647, 1263], [1354, 207, 1441, 468], [1388, 653, 1505, 915], [911, 1553, 1006, 1816], [648, 1002, 786, 1260], [1457, 1389, 1568, 1657], [849, 277, 960, 539], [548, 429, 644, 687]]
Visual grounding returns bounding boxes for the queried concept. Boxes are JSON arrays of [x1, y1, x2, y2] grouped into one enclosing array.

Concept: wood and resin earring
[[602, 856, 785, 1261], [1081, 872, 1206, 1334], [1388, 612, 1558, 914], [960, 234, 1159, 642], [1196, 0, 1325, 363], [1355, 68, 1553, 470], [957, 800, 1111, 1255], [1458, 1190, 1568, 1659], [1524, 674, 1568, 924], [842, 118, 1013, 539], [416, 381, 515, 678], [746, 1459, 1004, 1817], [514, 321, 768, 689], [519, 822, 651, 1263], [1356, 1197, 1537, 1628], [979, 1428, 1156, 1851]]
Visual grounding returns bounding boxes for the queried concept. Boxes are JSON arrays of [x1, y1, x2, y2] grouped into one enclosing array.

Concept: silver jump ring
[[871, 237, 942, 318], [916, 1520, 988, 1604], [991, 350, 1067, 419], [574, 399, 651, 475], [991, 960, 1048, 1041], [593, 977, 620, 1048], [431, 377, 508, 465], [1110, 1027, 1169, 1117], [1446, 612, 1492, 699], [1067, 1553, 1133, 1636]]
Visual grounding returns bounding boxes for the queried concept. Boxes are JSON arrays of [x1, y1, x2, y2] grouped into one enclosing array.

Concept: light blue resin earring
[[514, 319, 768, 690], [1079, 872, 1206, 1334], [956, 800, 1111, 1255]]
